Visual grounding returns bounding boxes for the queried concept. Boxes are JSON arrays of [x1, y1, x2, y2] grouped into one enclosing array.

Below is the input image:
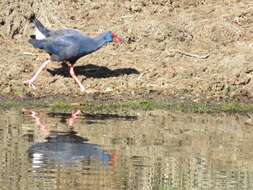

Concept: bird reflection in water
[[22, 109, 117, 169]]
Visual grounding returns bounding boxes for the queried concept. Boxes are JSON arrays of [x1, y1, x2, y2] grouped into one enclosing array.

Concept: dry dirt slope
[[1, 0, 253, 102]]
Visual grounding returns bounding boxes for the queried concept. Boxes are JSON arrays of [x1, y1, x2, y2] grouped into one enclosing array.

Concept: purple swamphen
[[25, 17, 123, 92], [23, 109, 117, 168]]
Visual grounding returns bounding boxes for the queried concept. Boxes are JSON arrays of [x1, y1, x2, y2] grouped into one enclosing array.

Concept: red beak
[[112, 32, 123, 43]]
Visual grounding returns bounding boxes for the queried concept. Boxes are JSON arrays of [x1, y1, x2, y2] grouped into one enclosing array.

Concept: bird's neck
[[94, 32, 112, 50]]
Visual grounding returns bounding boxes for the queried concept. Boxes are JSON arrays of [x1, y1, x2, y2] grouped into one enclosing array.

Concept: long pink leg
[[69, 65, 85, 92], [67, 110, 81, 128], [22, 109, 49, 137], [24, 59, 51, 89]]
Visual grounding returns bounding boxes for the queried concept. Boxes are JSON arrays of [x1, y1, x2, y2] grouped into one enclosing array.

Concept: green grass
[[82, 101, 253, 114], [0, 98, 253, 114], [49, 101, 76, 112], [80, 100, 253, 114]]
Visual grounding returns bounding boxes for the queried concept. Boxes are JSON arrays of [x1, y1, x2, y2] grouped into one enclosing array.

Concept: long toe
[[30, 83, 36, 89], [80, 86, 85, 92], [24, 80, 36, 89]]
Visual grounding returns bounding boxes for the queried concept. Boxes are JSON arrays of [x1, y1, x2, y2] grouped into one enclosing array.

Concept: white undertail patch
[[32, 153, 44, 168], [35, 27, 46, 40]]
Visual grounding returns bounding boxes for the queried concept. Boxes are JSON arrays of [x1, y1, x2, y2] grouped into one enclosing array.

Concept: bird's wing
[[48, 29, 85, 38], [41, 36, 81, 61]]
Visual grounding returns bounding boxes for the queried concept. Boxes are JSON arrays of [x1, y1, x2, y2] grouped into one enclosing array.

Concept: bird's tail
[[30, 16, 50, 38]]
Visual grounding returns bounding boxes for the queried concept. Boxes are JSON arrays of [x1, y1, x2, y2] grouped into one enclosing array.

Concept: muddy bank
[[1, 0, 253, 103]]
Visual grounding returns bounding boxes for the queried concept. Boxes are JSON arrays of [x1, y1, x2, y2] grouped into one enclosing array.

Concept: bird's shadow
[[47, 63, 140, 78]]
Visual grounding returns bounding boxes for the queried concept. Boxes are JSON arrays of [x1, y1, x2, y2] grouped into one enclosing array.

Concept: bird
[[25, 17, 123, 92], [23, 109, 117, 169], [28, 132, 115, 168]]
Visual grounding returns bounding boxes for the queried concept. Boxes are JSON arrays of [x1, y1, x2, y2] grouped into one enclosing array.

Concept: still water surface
[[0, 109, 253, 190]]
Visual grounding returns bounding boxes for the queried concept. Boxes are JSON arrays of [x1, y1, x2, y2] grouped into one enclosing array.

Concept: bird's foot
[[24, 79, 36, 89], [80, 86, 85, 92]]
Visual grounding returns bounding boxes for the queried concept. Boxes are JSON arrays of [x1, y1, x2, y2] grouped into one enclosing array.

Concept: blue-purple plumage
[[28, 132, 112, 167], [29, 18, 113, 63]]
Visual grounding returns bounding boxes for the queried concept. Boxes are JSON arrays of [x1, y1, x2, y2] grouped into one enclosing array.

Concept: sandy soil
[[1, 0, 253, 102]]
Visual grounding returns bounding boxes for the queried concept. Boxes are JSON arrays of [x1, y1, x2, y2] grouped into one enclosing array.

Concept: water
[[0, 109, 253, 190]]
